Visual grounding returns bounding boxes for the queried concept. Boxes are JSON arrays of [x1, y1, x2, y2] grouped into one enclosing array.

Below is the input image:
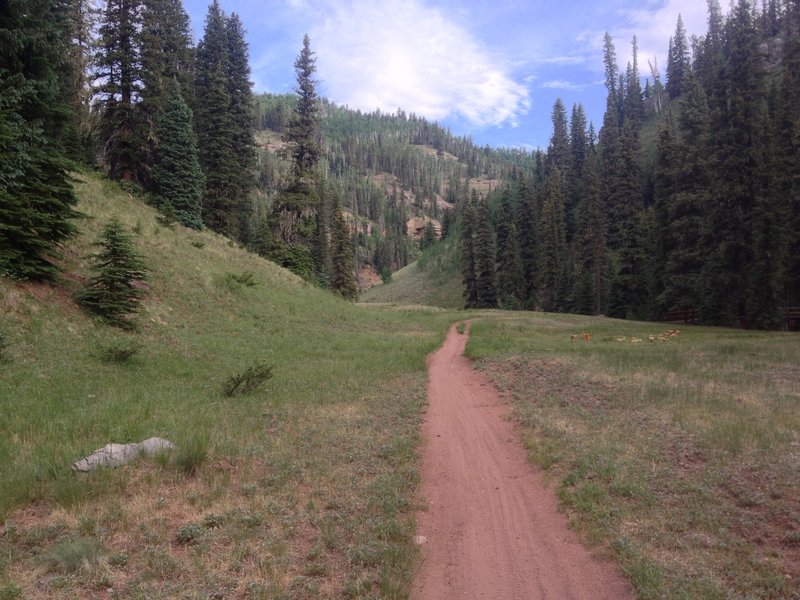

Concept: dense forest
[[461, 0, 800, 329], [1, 0, 798, 328]]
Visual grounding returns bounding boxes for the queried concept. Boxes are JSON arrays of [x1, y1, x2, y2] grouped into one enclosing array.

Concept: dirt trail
[[412, 323, 634, 600]]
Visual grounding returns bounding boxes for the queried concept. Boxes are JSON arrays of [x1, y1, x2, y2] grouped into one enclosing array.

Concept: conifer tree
[[225, 12, 257, 241], [194, 0, 238, 237], [474, 196, 497, 308], [95, 0, 143, 182], [537, 168, 568, 312], [515, 175, 538, 308], [666, 15, 690, 98], [495, 188, 525, 308], [329, 197, 357, 300], [139, 0, 194, 182], [269, 34, 324, 279], [461, 192, 479, 308], [573, 132, 607, 315], [0, 0, 81, 281], [150, 80, 204, 229], [704, 0, 764, 325], [76, 218, 149, 329]]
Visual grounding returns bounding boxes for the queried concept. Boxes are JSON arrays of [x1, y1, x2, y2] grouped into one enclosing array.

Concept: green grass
[[466, 313, 800, 599], [0, 172, 454, 598], [361, 234, 464, 309]]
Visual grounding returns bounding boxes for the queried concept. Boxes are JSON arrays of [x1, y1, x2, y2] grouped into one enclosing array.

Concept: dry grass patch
[[468, 316, 800, 599]]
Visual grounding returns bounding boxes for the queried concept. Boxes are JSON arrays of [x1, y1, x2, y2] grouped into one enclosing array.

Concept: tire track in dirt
[[413, 322, 634, 599]]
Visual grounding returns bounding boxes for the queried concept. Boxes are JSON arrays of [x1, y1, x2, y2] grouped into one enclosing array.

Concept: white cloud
[[308, 0, 530, 127], [591, 0, 730, 76], [540, 80, 589, 91]]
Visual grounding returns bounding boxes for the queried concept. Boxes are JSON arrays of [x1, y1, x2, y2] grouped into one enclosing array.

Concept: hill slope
[[360, 233, 464, 309], [0, 172, 453, 598]]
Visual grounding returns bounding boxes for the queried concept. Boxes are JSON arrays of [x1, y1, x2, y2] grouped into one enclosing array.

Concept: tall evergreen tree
[[704, 0, 764, 326], [139, 0, 194, 183], [0, 0, 81, 280], [225, 12, 257, 242], [474, 196, 497, 308], [150, 80, 203, 229], [461, 192, 479, 308], [537, 167, 568, 312], [194, 0, 238, 237], [516, 175, 538, 308], [94, 0, 143, 182], [495, 188, 525, 308], [329, 196, 357, 300], [269, 34, 324, 278], [666, 14, 690, 98]]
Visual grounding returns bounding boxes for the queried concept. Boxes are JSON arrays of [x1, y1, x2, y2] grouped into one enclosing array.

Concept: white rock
[[71, 437, 176, 472]]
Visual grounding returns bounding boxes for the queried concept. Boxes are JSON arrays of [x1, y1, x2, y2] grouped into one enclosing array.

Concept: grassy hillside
[[0, 172, 453, 598], [360, 234, 463, 309]]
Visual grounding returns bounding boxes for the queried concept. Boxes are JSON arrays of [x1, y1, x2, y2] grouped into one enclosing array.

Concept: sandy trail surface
[[412, 322, 634, 600]]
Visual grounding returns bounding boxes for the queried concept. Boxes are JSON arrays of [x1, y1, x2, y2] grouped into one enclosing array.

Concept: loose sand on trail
[[412, 323, 634, 599]]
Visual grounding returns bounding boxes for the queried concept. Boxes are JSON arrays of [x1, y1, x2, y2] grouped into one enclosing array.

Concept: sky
[[182, 0, 722, 150]]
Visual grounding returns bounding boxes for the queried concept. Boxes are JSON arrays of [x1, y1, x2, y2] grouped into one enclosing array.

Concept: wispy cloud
[[306, 0, 530, 127], [540, 80, 590, 91]]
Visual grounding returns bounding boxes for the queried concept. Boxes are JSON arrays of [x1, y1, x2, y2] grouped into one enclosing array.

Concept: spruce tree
[[495, 188, 525, 308], [269, 34, 324, 278], [461, 193, 479, 309], [573, 132, 607, 315], [0, 0, 81, 281], [225, 12, 257, 242], [150, 80, 204, 229], [474, 196, 497, 308], [194, 0, 238, 237], [537, 168, 568, 312], [329, 197, 357, 300], [666, 15, 690, 98], [139, 0, 194, 183], [94, 0, 143, 182], [76, 218, 149, 329], [516, 175, 538, 308]]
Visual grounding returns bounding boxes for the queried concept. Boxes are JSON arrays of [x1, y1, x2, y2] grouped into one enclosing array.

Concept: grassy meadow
[[0, 173, 454, 598], [467, 314, 800, 599], [2, 172, 799, 599], [360, 232, 463, 310]]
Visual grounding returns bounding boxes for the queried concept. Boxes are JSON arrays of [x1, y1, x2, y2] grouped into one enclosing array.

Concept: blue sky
[[182, 0, 721, 150]]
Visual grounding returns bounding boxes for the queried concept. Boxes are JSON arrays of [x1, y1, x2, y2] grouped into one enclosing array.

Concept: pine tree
[[666, 15, 690, 98], [139, 0, 194, 184], [225, 12, 257, 242], [495, 188, 525, 308], [573, 132, 607, 315], [660, 73, 712, 315], [474, 196, 497, 308], [0, 0, 81, 281], [194, 0, 238, 237], [76, 218, 149, 329], [270, 34, 324, 278], [150, 80, 204, 229], [516, 175, 538, 308], [537, 167, 568, 312], [94, 0, 143, 182], [461, 192, 479, 308], [283, 34, 322, 178], [703, 0, 764, 326], [329, 196, 357, 300]]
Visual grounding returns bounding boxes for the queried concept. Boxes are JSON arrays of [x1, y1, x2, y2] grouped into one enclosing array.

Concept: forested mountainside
[[253, 93, 533, 287], [2, 0, 798, 328], [455, 0, 800, 329]]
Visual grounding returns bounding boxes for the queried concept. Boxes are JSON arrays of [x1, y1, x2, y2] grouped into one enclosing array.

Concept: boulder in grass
[[72, 437, 176, 472]]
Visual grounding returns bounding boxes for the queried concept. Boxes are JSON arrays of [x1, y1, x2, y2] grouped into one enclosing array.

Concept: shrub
[[223, 270, 258, 290], [222, 361, 274, 397], [97, 339, 141, 364], [76, 218, 149, 330]]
